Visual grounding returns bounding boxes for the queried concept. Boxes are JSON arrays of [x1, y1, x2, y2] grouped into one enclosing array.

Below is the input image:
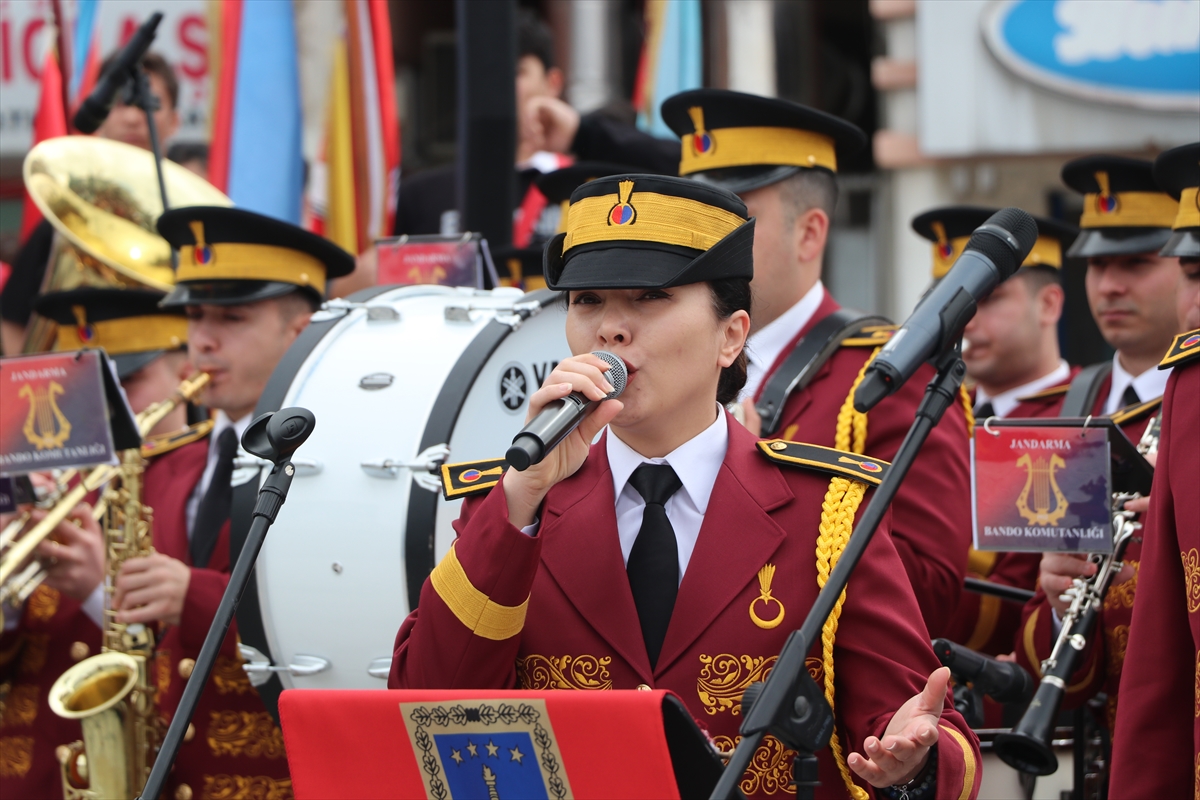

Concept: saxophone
[[47, 373, 210, 799]]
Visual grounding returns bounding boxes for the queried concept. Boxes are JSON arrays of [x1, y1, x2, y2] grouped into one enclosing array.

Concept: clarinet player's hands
[[503, 354, 622, 528]]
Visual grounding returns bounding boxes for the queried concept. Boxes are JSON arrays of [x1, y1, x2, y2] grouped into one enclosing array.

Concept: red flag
[[20, 49, 69, 243]]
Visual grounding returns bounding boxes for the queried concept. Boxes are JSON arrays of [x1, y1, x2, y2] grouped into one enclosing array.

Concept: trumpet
[[994, 413, 1159, 775], [0, 373, 210, 616]]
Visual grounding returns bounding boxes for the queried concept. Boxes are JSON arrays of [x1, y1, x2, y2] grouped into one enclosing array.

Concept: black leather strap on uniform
[[1059, 361, 1112, 418], [755, 309, 890, 437]]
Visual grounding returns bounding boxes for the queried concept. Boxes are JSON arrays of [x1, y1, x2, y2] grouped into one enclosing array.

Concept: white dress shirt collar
[[740, 282, 826, 402], [186, 410, 253, 539], [1105, 352, 1172, 414], [974, 360, 1071, 419]]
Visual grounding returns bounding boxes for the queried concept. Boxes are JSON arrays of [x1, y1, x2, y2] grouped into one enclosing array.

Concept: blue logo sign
[[435, 732, 547, 800], [983, 0, 1200, 111]]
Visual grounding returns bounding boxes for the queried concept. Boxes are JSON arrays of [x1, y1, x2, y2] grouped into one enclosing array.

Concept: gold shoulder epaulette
[[1159, 329, 1200, 369], [141, 419, 214, 458], [1109, 396, 1163, 427], [1016, 384, 1070, 402], [441, 458, 507, 500], [840, 324, 896, 348], [756, 440, 890, 486]]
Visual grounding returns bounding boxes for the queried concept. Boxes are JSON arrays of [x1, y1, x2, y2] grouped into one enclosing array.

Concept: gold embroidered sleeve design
[[206, 711, 286, 759], [1106, 624, 1130, 681], [1194, 650, 1199, 718], [17, 633, 49, 677], [710, 734, 796, 795], [938, 724, 978, 800], [430, 544, 529, 641], [516, 654, 612, 691], [26, 585, 60, 622], [155, 649, 172, 697], [1183, 549, 1200, 613], [212, 655, 254, 695], [0, 735, 34, 777], [202, 774, 294, 800], [1103, 560, 1138, 611], [697, 654, 777, 715], [0, 685, 38, 728]]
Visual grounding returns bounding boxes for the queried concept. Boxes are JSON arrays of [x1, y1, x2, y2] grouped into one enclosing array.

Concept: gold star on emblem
[[466, 741, 478, 757], [450, 749, 464, 765], [486, 740, 499, 757], [509, 745, 524, 764]]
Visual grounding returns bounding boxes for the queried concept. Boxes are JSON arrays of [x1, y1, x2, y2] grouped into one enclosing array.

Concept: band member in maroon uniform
[[1108, 142, 1200, 799], [390, 175, 981, 800], [911, 207, 1079, 656], [657, 90, 973, 639], [0, 289, 199, 798]]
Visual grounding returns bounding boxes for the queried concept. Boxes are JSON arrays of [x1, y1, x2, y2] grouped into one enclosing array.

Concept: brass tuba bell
[[21, 136, 232, 351]]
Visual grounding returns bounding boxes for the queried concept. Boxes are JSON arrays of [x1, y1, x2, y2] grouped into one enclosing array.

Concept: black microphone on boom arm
[[853, 207, 1039, 413], [73, 12, 163, 134]]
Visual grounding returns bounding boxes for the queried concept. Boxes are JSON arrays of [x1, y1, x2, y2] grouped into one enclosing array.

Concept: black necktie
[[1121, 384, 1140, 408], [191, 428, 238, 569], [975, 400, 996, 419], [625, 463, 683, 669]]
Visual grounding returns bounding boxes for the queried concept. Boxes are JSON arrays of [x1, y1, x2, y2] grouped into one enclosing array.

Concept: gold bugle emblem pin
[[750, 563, 785, 629]]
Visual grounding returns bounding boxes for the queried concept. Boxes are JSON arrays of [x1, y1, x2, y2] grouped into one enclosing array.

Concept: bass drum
[[231, 286, 569, 715]]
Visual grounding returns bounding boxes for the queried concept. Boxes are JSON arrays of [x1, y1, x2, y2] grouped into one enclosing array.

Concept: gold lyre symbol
[[749, 563, 785, 629], [1015, 452, 1069, 526], [19, 381, 72, 450]]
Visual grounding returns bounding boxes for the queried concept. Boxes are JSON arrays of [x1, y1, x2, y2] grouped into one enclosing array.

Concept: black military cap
[[157, 206, 355, 307], [1061, 155, 1177, 258], [911, 205, 1079, 280], [34, 287, 185, 379], [544, 174, 753, 290], [660, 89, 866, 194], [490, 244, 547, 291], [1153, 142, 1200, 258]]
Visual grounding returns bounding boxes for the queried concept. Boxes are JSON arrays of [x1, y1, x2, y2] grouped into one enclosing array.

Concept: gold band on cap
[[177, 243, 327, 294], [679, 107, 837, 176], [932, 235, 1062, 279], [563, 183, 745, 253], [1174, 186, 1200, 230], [56, 315, 187, 355], [1079, 173, 1176, 229]]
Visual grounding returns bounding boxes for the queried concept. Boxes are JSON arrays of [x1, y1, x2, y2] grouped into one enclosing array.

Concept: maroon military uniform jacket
[[390, 418, 981, 800], [145, 430, 292, 800], [944, 369, 1079, 656], [1109, 335, 1200, 798], [755, 290, 973, 639]]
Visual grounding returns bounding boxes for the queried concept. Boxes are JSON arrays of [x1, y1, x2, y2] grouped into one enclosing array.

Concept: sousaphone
[[22, 136, 232, 351]]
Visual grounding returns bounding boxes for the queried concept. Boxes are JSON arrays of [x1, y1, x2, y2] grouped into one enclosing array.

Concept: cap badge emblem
[[749, 563, 785, 629], [1095, 171, 1119, 215], [189, 220, 215, 265], [609, 179, 637, 226], [688, 106, 714, 156], [70, 306, 95, 343], [931, 221, 954, 259], [1183, 334, 1200, 350]]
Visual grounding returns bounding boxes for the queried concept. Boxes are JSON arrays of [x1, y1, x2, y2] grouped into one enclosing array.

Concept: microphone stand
[[711, 343, 968, 800], [124, 60, 175, 268], [138, 408, 315, 800]]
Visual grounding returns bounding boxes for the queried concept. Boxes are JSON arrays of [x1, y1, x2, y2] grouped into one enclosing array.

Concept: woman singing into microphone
[[389, 175, 980, 800]]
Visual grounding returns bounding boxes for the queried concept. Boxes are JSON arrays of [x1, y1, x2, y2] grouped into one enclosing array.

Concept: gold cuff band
[[56, 315, 187, 355], [430, 544, 528, 641], [178, 243, 327, 294]]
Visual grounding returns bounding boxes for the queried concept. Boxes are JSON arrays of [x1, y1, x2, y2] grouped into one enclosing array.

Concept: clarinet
[[994, 412, 1159, 775]]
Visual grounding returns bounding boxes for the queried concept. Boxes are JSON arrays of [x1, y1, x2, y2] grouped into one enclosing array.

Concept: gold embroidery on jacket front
[[201, 774, 293, 800], [0, 735, 35, 777], [711, 734, 796, 795], [206, 711, 286, 758], [516, 654, 612, 691]]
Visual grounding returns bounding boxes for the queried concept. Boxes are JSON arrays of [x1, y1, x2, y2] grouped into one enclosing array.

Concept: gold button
[[770, 441, 788, 451], [184, 723, 196, 743], [178, 658, 195, 679], [636, 683, 652, 691], [55, 745, 72, 765], [69, 641, 90, 661], [175, 783, 194, 800]]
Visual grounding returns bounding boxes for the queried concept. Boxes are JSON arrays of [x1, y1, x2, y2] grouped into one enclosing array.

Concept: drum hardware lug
[[367, 657, 393, 679], [366, 306, 400, 322], [237, 644, 330, 687], [234, 456, 322, 477], [313, 299, 401, 324], [359, 444, 450, 491], [445, 305, 475, 323], [495, 299, 544, 330]]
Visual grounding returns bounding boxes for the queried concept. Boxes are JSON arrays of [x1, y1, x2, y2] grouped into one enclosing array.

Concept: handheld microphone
[[506, 351, 627, 471], [854, 208, 1038, 412], [932, 638, 1034, 705], [73, 12, 163, 134]]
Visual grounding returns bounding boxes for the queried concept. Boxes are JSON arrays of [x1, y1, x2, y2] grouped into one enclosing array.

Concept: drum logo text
[[500, 364, 529, 412]]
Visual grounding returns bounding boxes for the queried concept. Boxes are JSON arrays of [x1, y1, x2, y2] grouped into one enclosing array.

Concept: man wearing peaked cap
[[1055, 155, 1180, 426], [661, 89, 974, 641], [912, 208, 1079, 660], [1108, 142, 1200, 799]]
